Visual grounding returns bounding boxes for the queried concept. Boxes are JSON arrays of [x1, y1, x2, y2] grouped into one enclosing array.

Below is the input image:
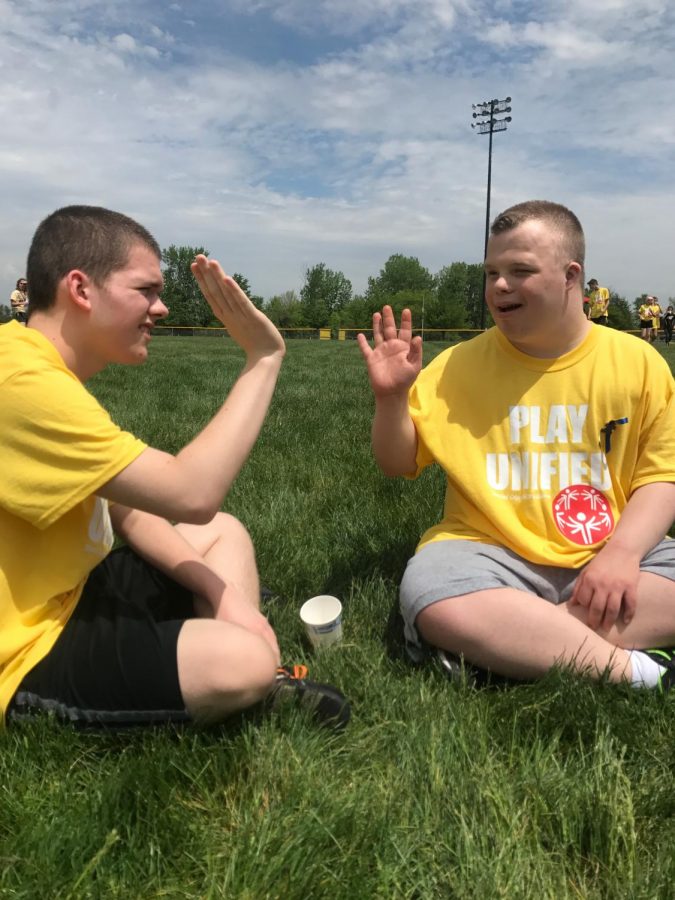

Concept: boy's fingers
[[193, 259, 247, 317], [623, 588, 638, 624], [600, 592, 621, 630], [409, 335, 423, 369], [372, 312, 383, 347], [398, 308, 412, 343], [381, 305, 397, 342], [356, 333, 372, 359]]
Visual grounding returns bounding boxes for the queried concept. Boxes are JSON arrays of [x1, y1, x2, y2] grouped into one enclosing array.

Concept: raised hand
[[357, 306, 423, 397], [191, 255, 285, 361]]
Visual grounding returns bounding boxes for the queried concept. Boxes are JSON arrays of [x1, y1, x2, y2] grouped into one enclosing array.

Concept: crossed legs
[[403, 540, 675, 684], [173, 513, 280, 722], [416, 571, 675, 683], [8, 513, 282, 727]]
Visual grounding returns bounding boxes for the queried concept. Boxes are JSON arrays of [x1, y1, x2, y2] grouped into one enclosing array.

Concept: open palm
[[358, 306, 423, 397], [191, 255, 285, 359]]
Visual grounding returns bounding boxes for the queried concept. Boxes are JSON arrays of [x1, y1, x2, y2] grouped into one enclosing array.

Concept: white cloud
[[231, 0, 469, 35], [104, 32, 161, 57], [484, 20, 619, 62], [1, 0, 675, 304]]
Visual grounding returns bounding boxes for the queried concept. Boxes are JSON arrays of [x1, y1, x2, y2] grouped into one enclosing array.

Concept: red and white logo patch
[[552, 485, 614, 546]]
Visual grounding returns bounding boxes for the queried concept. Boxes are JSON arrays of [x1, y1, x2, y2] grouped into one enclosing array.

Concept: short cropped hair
[[490, 200, 585, 272], [26, 205, 160, 313]]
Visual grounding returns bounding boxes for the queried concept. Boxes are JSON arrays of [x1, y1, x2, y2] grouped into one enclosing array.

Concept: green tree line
[[158, 244, 669, 332]]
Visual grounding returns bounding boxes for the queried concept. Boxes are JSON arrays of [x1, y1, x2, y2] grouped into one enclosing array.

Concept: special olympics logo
[[552, 485, 614, 546]]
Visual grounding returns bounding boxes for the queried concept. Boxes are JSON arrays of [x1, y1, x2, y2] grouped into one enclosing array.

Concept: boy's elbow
[[172, 488, 221, 525], [375, 455, 417, 478], [181, 505, 220, 525]]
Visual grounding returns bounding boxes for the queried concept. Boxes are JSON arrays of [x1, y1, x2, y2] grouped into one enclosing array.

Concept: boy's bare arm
[[110, 504, 279, 656], [371, 393, 418, 477], [99, 259, 285, 523], [110, 504, 228, 602]]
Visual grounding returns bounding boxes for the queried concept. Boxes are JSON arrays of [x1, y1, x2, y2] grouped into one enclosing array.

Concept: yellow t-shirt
[[588, 287, 610, 318], [10, 289, 28, 313], [639, 304, 652, 323], [409, 326, 675, 567], [650, 304, 662, 329], [0, 322, 147, 718]]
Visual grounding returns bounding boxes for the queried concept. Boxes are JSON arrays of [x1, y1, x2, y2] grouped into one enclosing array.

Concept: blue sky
[[2, 0, 675, 304]]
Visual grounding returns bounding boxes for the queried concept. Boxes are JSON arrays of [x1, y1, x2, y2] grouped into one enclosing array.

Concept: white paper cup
[[300, 595, 343, 649]]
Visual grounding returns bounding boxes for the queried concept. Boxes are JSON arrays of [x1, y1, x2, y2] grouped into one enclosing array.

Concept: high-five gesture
[[191, 255, 285, 361], [357, 306, 423, 398], [358, 306, 421, 477]]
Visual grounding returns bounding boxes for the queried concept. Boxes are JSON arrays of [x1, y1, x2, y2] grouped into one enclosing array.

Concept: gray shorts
[[400, 538, 675, 655]]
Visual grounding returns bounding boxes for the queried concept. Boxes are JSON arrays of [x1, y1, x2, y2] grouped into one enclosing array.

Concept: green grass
[[2, 337, 675, 899]]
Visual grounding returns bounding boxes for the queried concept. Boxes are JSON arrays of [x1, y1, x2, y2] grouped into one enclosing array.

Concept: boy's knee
[[213, 511, 254, 551], [177, 623, 278, 720], [416, 598, 475, 646], [211, 632, 277, 695], [229, 642, 278, 701]]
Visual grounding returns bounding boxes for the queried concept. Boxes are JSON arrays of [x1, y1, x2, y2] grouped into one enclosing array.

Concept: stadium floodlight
[[471, 96, 514, 328]]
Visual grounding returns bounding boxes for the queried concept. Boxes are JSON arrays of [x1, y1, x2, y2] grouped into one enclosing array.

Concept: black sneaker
[[643, 648, 675, 692], [260, 586, 282, 606], [269, 665, 350, 729], [436, 649, 479, 686]]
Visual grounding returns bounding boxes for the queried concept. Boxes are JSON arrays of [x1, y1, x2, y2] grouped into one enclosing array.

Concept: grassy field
[[2, 336, 675, 899]]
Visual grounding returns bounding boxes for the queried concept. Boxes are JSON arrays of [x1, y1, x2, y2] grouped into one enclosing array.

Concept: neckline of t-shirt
[[492, 324, 600, 372], [13, 320, 71, 371]]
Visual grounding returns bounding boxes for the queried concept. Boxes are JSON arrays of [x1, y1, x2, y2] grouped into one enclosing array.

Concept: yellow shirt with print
[[0, 322, 146, 719], [588, 287, 610, 318], [650, 303, 662, 329], [408, 326, 675, 567], [10, 289, 28, 313]]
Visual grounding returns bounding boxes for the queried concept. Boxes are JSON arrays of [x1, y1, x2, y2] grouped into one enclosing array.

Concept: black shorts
[[7, 547, 195, 727], [640, 319, 653, 329], [590, 316, 608, 326]]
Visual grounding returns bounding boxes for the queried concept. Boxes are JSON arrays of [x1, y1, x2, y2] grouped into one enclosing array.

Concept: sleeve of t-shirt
[[407, 352, 448, 478], [631, 365, 675, 491], [1, 367, 147, 529]]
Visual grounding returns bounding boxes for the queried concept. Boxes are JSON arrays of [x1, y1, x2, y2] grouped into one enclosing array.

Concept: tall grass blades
[[2, 338, 675, 899]]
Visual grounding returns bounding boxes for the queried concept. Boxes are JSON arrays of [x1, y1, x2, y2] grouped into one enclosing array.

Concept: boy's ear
[[565, 261, 582, 288], [63, 270, 93, 312]]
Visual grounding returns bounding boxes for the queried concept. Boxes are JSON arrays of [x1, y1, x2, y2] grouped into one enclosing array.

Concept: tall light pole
[[472, 96, 513, 328]]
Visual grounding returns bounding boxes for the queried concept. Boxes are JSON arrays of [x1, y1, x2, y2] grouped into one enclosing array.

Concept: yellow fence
[[154, 326, 647, 341], [154, 326, 322, 339], [154, 325, 488, 341]]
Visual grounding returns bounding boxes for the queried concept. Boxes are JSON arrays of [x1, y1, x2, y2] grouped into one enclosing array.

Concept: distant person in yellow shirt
[[9, 278, 28, 324], [639, 298, 654, 342], [586, 278, 610, 325], [650, 296, 662, 343], [359, 200, 675, 692]]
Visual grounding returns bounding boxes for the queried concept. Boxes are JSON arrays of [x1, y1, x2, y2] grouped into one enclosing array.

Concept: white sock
[[628, 650, 666, 688]]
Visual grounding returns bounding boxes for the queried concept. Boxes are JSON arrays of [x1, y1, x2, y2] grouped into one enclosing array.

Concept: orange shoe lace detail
[[278, 664, 308, 680]]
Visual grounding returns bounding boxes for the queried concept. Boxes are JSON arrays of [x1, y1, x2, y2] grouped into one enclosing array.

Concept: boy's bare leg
[[176, 513, 280, 708], [417, 571, 675, 682], [175, 512, 260, 611], [176, 619, 278, 722], [416, 588, 632, 682]]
